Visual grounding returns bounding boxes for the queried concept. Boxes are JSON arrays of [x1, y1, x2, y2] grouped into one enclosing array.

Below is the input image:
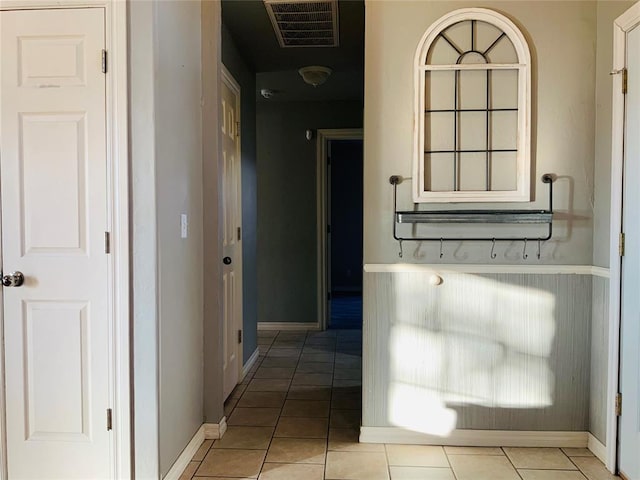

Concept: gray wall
[[222, 25, 259, 363], [257, 101, 363, 324], [364, 271, 592, 431]]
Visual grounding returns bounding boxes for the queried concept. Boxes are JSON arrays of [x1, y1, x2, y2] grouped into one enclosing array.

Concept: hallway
[[179, 330, 617, 480]]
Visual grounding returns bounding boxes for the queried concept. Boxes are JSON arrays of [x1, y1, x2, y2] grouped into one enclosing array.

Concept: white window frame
[[413, 8, 532, 203]]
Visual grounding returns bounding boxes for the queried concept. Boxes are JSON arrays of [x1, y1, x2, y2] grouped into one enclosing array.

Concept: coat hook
[[537, 238, 541, 260], [490, 238, 497, 259], [523, 238, 528, 260], [398, 240, 403, 258], [439, 238, 444, 259]]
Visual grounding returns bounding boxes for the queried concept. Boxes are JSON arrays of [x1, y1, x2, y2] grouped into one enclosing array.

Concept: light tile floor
[[179, 329, 619, 480]]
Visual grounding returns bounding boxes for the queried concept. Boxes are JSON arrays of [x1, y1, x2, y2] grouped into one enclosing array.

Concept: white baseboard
[[359, 427, 588, 448], [241, 347, 260, 382], [204, 417, 227, 440], [588, 433, 607, 464], [258, 322, 320, 331], [163, 425, 205, 480]]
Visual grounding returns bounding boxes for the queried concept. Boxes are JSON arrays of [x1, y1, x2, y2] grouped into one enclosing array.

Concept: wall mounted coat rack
[[390, 174, 555, 258]]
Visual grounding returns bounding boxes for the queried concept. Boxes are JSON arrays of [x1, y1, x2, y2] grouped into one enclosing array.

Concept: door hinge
[[236, 121, 241, 137], [327, 225, 331, 234], [610, 68, 627, 94], [237, 227, 242, 241], [615, 393, 622, 416], [101, 50, 108, 74], [619, 232, 625, 257], [238, 330, 242, 343], [105, 232, 111, 254], [106, 408, 113, 431]]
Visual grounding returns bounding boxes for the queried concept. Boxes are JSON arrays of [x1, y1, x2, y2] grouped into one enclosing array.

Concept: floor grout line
[[444, 448, 460, 480], [502, 446, 525, 480]]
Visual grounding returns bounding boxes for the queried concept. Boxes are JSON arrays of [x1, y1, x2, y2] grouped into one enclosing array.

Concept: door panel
[[221, 69, 243, 400], [0, 8, 112, 479], [620, 21, 640, 480], [25, 301, 90, 441], [21, 113, 88, 253]]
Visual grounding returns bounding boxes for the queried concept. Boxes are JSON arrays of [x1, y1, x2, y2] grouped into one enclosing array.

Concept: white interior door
[[619, 17, 640, 480], [221, 67, 243, 400], [0, 8, 113, 479]]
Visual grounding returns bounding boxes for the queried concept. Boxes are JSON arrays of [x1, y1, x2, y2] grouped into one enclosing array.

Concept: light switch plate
[[180, 214, 188, 238]]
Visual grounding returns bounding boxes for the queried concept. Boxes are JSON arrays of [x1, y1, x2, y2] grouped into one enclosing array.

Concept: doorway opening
[[326, 139, 363, 329], [317, 129, 364, 331]]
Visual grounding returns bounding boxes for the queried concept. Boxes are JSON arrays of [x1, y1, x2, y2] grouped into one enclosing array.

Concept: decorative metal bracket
[[390, 174, 554, 258]]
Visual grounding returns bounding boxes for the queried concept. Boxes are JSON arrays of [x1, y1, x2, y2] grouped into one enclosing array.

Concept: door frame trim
[[221, 64, 244, 388], [609, 1, 640, 473], [0, 2, 130, 479], [317, 129, 363, 331]]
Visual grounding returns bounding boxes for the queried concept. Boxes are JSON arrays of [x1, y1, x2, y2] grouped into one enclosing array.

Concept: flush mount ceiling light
[[298, 66, 332, 87]]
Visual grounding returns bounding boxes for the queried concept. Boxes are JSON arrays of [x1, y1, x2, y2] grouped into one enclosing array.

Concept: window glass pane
[[425, 71, 455, 110], [459, 152, 487, 190], [458, 111, 485, 151], [491, 152, 518, 191], [425, 153, 455, 191], [490, 111, 518, 151], [425, 112, 454, 152], [490, 69, 518, 109], [459, 69, 488, 110]]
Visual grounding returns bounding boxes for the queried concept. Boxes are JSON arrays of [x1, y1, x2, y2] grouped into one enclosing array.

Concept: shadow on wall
[[387, 274, 556, 436]]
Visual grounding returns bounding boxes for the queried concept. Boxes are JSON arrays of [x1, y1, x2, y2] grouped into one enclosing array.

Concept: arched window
[[413, 8, 531, 202]]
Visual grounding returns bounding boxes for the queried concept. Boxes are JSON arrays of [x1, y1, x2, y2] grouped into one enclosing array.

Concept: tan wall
[[130, 1, 213, 477], [364, 1, 599, 265], [155, 1, 206, 476]]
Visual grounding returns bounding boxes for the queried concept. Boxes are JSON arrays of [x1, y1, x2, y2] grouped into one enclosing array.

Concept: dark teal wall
[[257, 100, 363, 324]]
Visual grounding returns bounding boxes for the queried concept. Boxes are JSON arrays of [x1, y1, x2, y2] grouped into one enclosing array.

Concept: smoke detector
[[261, 88, 276, 99], [298, 66, 332, 87], [263, 0, 339, 48]]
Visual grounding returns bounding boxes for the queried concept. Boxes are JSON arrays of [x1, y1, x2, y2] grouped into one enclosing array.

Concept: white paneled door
[[619, 6, 640, 479], [221, 67, 243, 400], [0, 8, 113, 479]]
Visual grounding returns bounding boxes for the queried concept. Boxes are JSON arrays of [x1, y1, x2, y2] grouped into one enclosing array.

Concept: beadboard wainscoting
[[590, 274, 609, 445], [362, 265, 610, 448]]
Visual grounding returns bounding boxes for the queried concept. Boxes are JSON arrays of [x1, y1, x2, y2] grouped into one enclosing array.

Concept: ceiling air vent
[[263, 0, 339, 48]]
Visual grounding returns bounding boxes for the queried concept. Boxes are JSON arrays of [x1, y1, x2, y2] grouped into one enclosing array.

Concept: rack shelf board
[[396, 210, 552, 224]]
